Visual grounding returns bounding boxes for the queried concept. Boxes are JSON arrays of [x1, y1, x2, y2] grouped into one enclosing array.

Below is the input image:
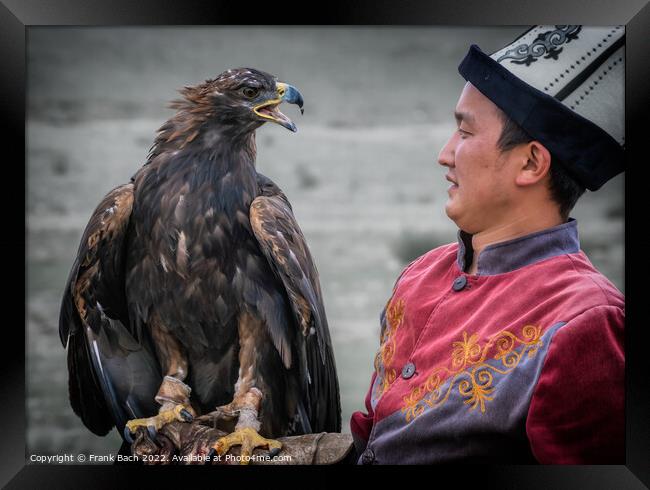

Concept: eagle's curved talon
[[124, 403, 194, 441], [206, 447, 217, 465], [123, 426, 134, 444], [147, 425, 158, 440], [180, 408, 194, 422], [268, 447, 281, 458]]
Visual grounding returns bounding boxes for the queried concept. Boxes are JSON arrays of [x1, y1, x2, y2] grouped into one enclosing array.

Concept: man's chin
[[444, 202, 460, 223]]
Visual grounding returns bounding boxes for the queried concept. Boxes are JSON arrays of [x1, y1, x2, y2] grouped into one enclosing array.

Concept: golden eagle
[[59, 68, 341, 462]]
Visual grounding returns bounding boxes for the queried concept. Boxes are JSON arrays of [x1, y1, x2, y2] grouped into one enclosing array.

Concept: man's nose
[[438, 133, 455, 167]]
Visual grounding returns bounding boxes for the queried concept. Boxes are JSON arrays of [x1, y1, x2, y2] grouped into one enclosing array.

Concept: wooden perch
[[130, 420, 354, 465]]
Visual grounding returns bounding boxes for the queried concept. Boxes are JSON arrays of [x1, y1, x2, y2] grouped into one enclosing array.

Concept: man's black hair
[[496, 112, 586, 221]]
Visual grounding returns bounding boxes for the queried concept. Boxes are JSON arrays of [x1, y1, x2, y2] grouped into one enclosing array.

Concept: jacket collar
[[456, 218, 580, 276]]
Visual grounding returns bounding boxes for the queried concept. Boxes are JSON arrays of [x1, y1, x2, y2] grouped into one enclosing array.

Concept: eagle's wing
[[59, 183, 161, 437], [250, 174, 341, 433]]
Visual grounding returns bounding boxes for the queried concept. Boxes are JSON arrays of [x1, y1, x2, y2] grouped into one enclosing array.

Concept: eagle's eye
[[242, 87, 260, 98]]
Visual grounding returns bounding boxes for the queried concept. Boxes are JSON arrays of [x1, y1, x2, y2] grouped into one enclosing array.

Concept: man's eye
[[242, 87, 260, 98], [458, 128, 470, 137]]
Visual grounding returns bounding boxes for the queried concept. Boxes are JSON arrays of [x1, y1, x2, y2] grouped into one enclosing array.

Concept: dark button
[[402, 362, 416, 379], [361, 448, 375, 464], [452, 275, 468, 291]]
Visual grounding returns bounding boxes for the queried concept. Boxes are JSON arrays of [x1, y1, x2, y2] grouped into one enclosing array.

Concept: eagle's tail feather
[[67, 330, 114, 436]]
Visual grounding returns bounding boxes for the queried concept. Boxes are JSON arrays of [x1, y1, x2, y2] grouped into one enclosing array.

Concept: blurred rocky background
[[26, 26, 624, 458]]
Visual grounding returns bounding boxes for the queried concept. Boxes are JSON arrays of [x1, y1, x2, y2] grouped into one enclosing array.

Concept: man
[[350, 25, 625, 464]]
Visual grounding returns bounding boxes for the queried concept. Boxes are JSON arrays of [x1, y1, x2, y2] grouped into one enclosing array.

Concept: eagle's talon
[[123, 426, 134, 444], [206, 447, 217, 465], [179, 408, 194, 422], [268, 447, 281, 458], [147, 425, 158, 440], [124, 403, 194, 442]]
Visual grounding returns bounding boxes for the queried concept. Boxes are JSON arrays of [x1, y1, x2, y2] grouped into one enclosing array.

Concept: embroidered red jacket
[[350, 218, 624, 464]]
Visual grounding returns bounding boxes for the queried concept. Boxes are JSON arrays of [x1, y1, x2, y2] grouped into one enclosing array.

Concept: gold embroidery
[[373, 297, 405, 400], [459, 367, 495, 412], [451, 331, 482, 370], [385, 298, 405, 339], [401, 325, 543, 422]]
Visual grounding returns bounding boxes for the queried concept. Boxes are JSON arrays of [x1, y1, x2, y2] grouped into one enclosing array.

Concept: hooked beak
[[253, 82, 304, 132]]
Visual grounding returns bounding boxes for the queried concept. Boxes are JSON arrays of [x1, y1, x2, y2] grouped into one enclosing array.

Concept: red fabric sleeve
[[526, 305, 625, 463], [350, 371, 376, 444]]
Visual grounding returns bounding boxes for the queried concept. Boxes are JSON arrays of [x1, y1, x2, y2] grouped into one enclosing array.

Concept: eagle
[[58, 67, 341, 462]]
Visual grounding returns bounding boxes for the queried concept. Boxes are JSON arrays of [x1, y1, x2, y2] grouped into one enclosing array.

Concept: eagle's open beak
[[254, 82, 304, 132]]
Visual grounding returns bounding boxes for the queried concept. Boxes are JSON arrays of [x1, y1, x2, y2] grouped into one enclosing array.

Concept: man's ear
[[515, 141, 552, 186]]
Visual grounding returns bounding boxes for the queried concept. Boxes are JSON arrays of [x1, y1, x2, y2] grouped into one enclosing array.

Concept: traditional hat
[[458, 26, 624, 191]]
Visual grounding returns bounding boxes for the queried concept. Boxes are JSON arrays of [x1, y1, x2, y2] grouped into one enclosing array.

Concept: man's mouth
[[446, 175, 458, 186]]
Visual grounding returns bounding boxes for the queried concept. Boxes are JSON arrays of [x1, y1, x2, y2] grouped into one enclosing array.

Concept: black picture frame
[[7, 0, 649, 488]]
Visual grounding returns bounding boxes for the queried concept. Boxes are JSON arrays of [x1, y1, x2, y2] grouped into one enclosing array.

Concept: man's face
[[438, 82, 516, 233]]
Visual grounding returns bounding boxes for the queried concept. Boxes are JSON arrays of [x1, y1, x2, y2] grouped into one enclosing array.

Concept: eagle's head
[[171, 67, 304, 135]]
